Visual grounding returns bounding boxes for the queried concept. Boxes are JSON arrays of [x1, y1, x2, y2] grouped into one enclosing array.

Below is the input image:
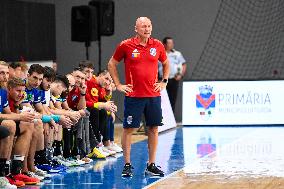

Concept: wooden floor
[[147, 170, 284, 189]]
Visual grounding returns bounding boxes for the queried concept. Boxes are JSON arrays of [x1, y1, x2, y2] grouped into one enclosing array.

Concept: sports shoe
[[12, 173, 40, 185], [50, 159, 68, 169], [5, 175, 25, 188], [107, 143, 123, 153], [97, 147, 110, 157], [74, 159, 86, 166], [81, 157, 93, 164], [102, 146, 116, 156], [36, 164, 65, 173], [87, 147, 106, 159], [0, 177, 17, 189], [34, 167, 52, 179], [145, 163, 164, 177], [66, 157, 84, 166], [121, 163, 133, 177], [52, 164, 67, 172], [52, 156, 73, 167], [24, 172, 44, 181]]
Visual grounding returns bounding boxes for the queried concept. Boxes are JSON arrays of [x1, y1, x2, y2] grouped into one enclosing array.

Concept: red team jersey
[[112, 37, 167, 97], [67, 87, 81, 110], [8, 97, 17, 113], [85, 76, 107, 108]]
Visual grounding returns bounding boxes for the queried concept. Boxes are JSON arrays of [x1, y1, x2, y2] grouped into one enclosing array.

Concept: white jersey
[[44, 90, 51, 106], [158, 49, 186, 79]]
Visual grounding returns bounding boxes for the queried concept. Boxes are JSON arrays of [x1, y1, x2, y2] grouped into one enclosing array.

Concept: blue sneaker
[[52, 164, 67, 172], [50, 160, 68, 170], [36, 164, 66, 173]]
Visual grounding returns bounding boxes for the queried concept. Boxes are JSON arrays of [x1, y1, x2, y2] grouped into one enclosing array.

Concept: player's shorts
[[15, 121, 21, 137], [123, 96, 163, 128], [0, 125, 10, 139], [0, 120, 20, 137]]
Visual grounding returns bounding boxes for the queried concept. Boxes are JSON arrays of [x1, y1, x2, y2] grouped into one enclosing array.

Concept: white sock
[[13, 155, 24, 161]]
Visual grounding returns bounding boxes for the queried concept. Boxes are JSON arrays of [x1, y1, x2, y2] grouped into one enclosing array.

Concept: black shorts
[[123, 96, 163, 128], [0, 125, 10, 139], [15, 121, 21, 137], [0, 120, 20, 137]]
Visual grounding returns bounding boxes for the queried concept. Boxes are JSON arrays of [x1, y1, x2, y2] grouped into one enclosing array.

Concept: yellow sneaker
[[87, 147, 106, 159]]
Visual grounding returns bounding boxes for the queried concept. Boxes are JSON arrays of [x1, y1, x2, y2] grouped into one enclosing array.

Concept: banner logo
[[196, 85, 215, 120]]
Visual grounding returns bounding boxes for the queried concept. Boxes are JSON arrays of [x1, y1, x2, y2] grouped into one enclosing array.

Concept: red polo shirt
[[86, 76, 107, 108], [112, 36, 167, 97], [67, 87, 81, 110]]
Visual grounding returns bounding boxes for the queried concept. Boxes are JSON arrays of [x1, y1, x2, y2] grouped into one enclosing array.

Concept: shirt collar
[[71, 86, 79, 93], [133, 36, 153, 46]]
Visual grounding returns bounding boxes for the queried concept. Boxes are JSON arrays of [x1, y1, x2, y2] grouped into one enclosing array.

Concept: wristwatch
[[162, 78, 168, 84]]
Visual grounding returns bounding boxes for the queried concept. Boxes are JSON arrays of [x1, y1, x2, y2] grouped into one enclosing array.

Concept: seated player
[[0, 61, 39, 187]]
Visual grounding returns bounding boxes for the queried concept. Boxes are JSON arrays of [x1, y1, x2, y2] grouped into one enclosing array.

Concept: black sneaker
[[145, 163, 164, 177], [121, 163, 133, 177]]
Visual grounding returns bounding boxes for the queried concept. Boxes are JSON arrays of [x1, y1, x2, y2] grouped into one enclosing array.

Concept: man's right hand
[[103, 101, 117, 112], [20, 112, 36, 122], [68, 111, 80, 122], [59, 115, 73, 128], [116, 84, 133, 94]]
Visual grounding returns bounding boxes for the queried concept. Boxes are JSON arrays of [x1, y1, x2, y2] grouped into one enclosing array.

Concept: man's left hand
[[154, 82, 167, 92]]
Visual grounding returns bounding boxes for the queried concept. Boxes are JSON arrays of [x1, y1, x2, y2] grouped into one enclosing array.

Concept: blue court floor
[[24, 126, 284, 189]]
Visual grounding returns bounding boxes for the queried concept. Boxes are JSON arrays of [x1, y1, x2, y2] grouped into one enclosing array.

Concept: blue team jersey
[[0, 89, 9, 113], [22, 88, 41, 104], [38, 89, 47, 105]]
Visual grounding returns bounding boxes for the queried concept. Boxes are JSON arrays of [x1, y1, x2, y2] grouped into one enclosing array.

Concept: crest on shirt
[[91, 88, 98, 97], [150, 48, 156, 56], [27, 93, 34, 102], [132, 49, 140, 58], [72, 95, 78, 102]]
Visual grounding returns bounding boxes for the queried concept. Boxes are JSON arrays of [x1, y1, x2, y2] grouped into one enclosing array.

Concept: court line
[[143, 169, 184, 189], [143, 127, 263, 189]]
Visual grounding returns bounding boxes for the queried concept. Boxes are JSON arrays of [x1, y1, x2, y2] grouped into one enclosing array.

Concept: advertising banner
[[183, 81, 284, 125]]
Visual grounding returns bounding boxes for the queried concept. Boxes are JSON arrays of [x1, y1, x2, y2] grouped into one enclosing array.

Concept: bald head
[[135, 17, 151, 27], [135, 17, 152, 40]]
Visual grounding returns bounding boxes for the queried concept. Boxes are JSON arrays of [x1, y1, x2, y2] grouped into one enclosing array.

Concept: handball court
[[21, 125, 284, 189]]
